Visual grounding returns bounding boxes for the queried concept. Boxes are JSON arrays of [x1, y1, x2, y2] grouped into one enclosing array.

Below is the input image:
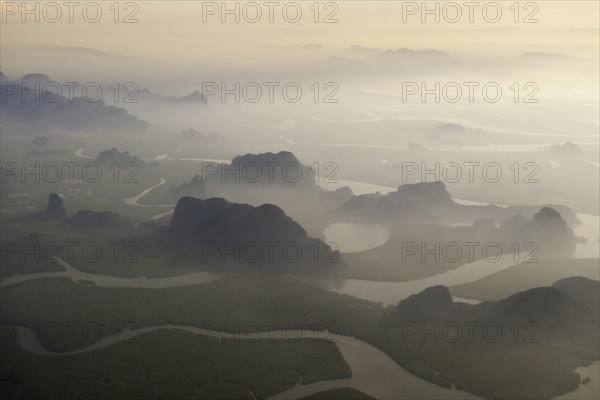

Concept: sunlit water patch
[[323, 223, 390, 253]]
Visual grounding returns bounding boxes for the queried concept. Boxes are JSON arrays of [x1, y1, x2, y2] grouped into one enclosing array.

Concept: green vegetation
[[1, 328, 350, 400], [0, 275, 381, 352], [0, 216, 201, 279], [1, 274, 596, 399]]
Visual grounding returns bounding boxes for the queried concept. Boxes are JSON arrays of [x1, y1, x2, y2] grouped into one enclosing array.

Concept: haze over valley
[[1, 1, 599, 399]]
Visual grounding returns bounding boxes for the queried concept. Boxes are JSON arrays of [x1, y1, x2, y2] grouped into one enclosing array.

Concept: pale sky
[[2, 1, 598, 54], [1, 1, 598, 87]]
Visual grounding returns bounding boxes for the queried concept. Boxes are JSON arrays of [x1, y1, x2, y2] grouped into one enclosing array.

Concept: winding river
[[4, 172, 597, 399], [9, 324, 474, 400], [123, 178, 172, 207], [0, 257, 219, 289], [323, 223, 391, 253], [319, 254, 522, 306]]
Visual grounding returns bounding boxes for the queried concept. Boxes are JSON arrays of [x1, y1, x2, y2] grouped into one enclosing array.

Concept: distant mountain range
[[167, 151, 318, 201], [342, 181, 580, 227], [389, 284, 599, 350], [33, 193, 132, 229], [30, 191, 344, 275], [96, 148, 157, 168], [547, 142, 584, 157], [0, 75, 148, 132], [163, 90, 206, 103], [166, 175, 207, 201], [0, 72, 210, 132]]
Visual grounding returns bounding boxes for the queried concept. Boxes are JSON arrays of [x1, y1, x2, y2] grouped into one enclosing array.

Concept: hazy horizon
[[1, 1, 599, 399]]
